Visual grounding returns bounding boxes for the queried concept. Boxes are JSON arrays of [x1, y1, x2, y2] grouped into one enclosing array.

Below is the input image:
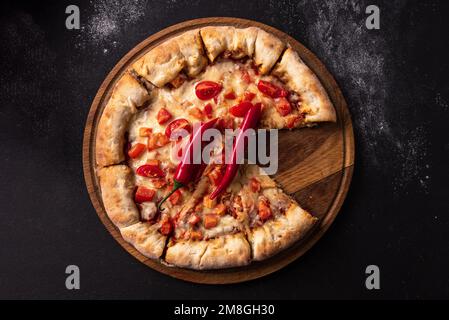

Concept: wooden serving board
[[82, 17, 354, 284]]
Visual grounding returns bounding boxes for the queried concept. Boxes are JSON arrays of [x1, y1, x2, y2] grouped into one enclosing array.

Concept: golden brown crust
[[172, 29, 208, 77], [165, 233, 251, 270], [272, 48, 336, 123], [200, 26, 234, 62], [132, 38, 185, 87], [95, 73, 149, 167], [248, 204, 317, 261], [120, 222, 166, 259], [98, 165, 140, 228], [254, 29, 285, 74]]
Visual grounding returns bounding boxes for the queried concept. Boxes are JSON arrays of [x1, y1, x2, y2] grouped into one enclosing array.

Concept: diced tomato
[[258, 198, 272, 221], [139, 127, 152, 137], [230, 101, 253, 117], [195, 81, 222, 100], [207, 165, 223, 186], [165, 118, 192, 140], [224, 91, 237, 100], [215, 203, 227, 215], [243, 91, 256, 101], [257, 80, 288, 99], [190, 230, 203, 241], [150, 177, 166, 189], [188, 214, 201, 226], [127, 143, 146, 159], [157, 108, 172, 125], [188, 107, 204, 120], [160, 219, 173, 236], [204, 214, 219, 229], [148, 132, 170, 151], [134, 186, 155, 203], [241, 70, 252, 84], [216, 117, 234, 130], [169, 189, 182, 205], [136, 164, 165, 178], [203, 103, 213, 118], [250, 178, 261, 193], [275, 97, 292, 116]]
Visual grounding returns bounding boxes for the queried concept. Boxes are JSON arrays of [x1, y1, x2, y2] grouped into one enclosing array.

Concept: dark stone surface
[[0, 0, 448, 299]]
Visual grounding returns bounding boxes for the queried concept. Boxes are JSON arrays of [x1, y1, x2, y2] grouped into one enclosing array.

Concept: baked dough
[[254, 29, 285, 74], [95, 73, 149, 167], [248, 204, 317, 261], [98, 165, 140, 228], [272, 48, 336, 123], [120, 222, 166, 259], [132, 29, 207, 87], [165, 233, 251, 270]]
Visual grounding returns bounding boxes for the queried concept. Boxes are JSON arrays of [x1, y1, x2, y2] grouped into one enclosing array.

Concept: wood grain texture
[[82, 17, 354, 284]]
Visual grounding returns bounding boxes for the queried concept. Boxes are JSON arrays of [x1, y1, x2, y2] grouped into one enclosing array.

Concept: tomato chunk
[[195, 81, 222, 100], [157, 108, 172, 125], [243, 91, 256, 101], [148, 132, 170, 151], [215, 203, 227, 216], [275, 97, 292, 116], [127, 143, 146, 159], [224, 91, 236, 100], [134, 186, 155, 203], [229, 101, 253, 117], [139, 127, 152, 137], [169, 189, 182, 205], [204, 214, 219, 229], [190, 230, 203, 240], [160, 219, 173, 236], [203, 103, 213, 118], [188, 107, 204, 120], [136, 164, 165, 178], [258, 198, 272, 221], [241, 70, 252, 84], [257, 80, 287, 98], [165, 118, 192, 140]]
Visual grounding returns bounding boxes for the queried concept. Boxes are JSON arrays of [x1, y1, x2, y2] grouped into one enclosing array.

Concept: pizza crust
[[272, 48, 336, 123], [165, 233, 251, 270], [120, 222, 166, 259], [254, 29, 285, 74], [132, 29, 207, 87], [98, 165, 140, 228], [95, 73, 149, 167], [248, 204, 317, 261]]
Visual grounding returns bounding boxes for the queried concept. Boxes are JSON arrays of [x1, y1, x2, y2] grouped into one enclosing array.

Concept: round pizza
[[95, 26, 336, 270]]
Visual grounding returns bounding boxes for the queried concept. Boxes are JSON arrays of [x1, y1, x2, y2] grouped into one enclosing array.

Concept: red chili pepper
[[158, 118, 218, 211], [209, 103, 262, 200]]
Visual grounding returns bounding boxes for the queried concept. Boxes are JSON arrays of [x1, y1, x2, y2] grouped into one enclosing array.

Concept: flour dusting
[[76, 0, 147, 52], [297, 0, 429, 192]]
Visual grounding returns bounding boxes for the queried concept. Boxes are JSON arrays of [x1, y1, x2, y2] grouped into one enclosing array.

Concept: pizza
[[95, 26, 336, 270]]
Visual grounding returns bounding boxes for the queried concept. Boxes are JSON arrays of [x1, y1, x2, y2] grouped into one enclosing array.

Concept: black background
[[0, 0, 448, 299]]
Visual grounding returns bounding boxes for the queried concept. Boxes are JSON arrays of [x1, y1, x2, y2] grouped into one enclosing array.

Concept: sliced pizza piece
[[272, 48, 336, 123], [96, 72, 150, 167], [98, 165, 140, 228], [120, 221, 167, 259], [165, 233, 250, 270], [235, 165, 318, 261]]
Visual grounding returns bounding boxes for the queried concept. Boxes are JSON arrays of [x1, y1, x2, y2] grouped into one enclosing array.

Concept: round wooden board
[[83, 17, 354, 284]]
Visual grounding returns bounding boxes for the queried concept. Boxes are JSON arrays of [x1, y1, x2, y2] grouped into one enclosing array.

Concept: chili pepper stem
[[157, 180, 184, 212]]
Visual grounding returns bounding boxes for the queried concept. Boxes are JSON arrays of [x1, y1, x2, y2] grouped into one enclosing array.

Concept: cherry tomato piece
[[157, 108, 172, 125], [229, 101, 253, 117], [165, 118, 192, 140], [127, 143, 146, 159], [195, 81, 222, 100], [134, 186, 155, 203], [136, 164, 165, 178]]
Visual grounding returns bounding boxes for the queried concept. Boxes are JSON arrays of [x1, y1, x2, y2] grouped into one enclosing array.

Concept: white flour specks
[[298, 0, 429, 192], [76, 0, 147, 52]]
